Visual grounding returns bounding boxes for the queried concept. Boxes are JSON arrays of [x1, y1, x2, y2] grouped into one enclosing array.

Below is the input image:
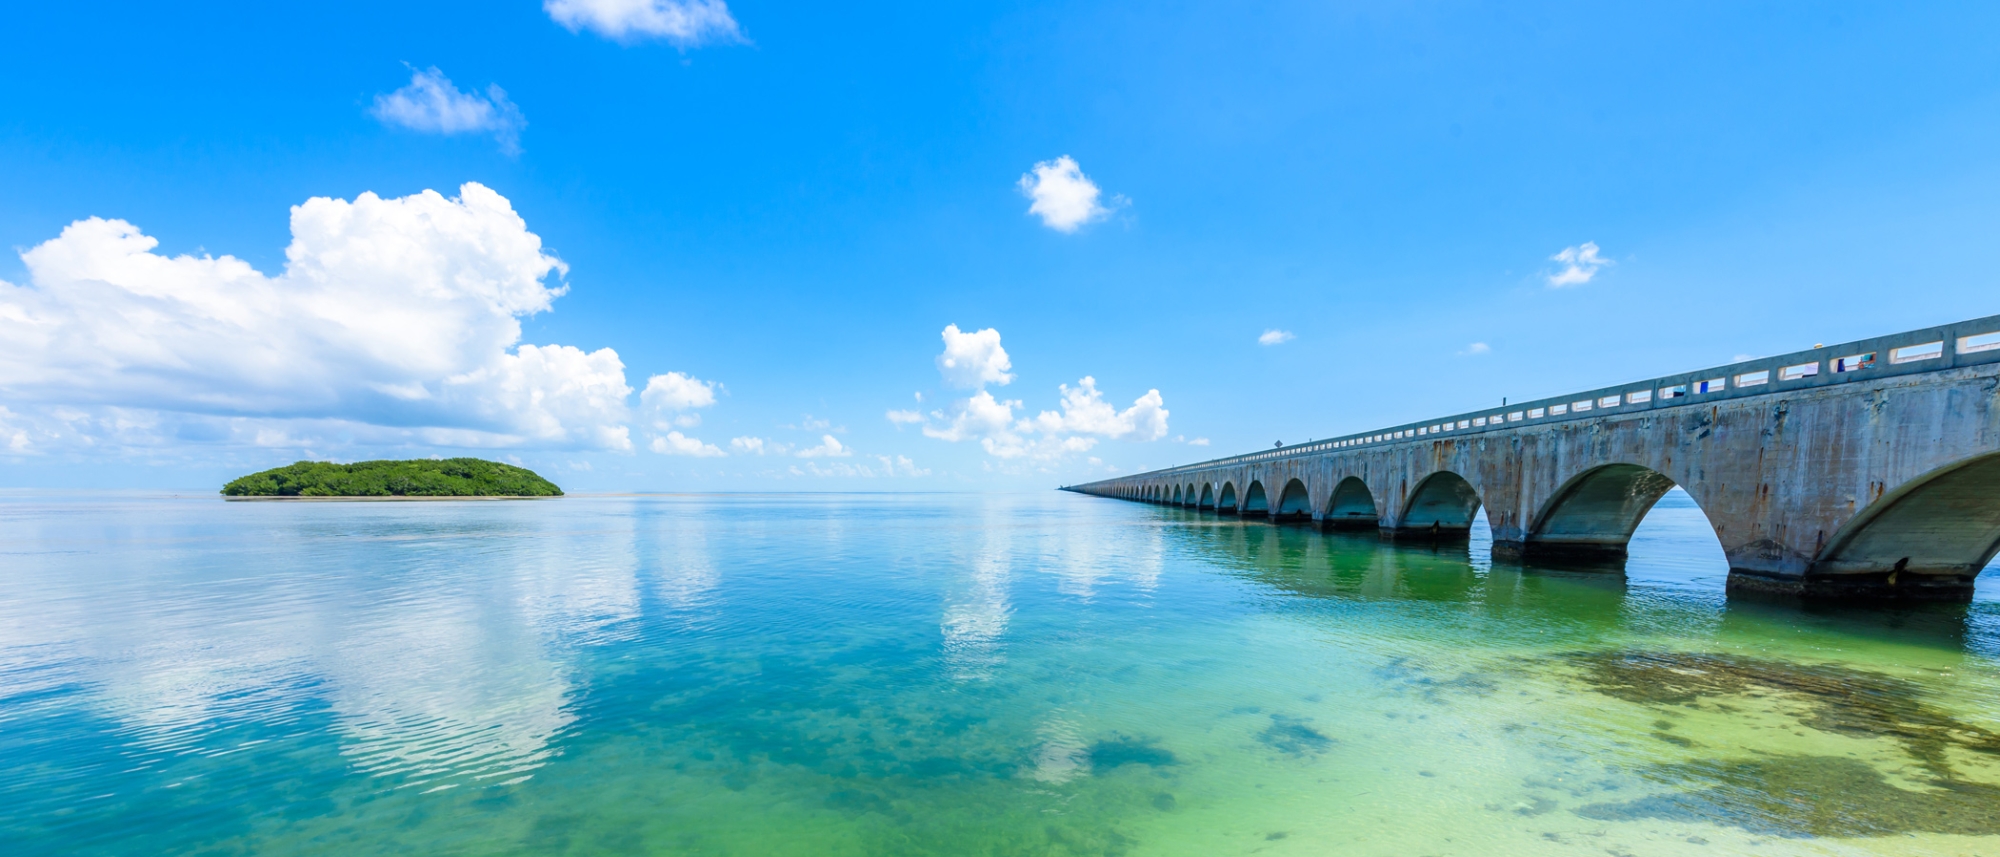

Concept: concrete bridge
[[1065, 314, 2000, 602]]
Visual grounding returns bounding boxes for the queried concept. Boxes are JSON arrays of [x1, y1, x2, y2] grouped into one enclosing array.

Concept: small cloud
[[780, 414, 835, 432], [795, 434, 852, 458], [650, 431, 724, 457], [1019, 155, 1118, 232], [1188, 437, 1210, 446], [1547, 241, 1611, 287], [936, 324, 1015, 388], [641, 371, 720, 439], [874, 454, 930, 477], [729, 436, 790, 456], [797, 461, 877, 478], [886, 409, 924, 427], [371, 66, 526, 154], [544, 0, 743, 46], [1258, 329, 1295, 346], [641, 371, 719, 412], [1458, 342, 1491, 356]]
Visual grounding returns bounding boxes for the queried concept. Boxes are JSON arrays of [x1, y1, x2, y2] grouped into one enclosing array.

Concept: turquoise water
[[3, 490, 2000, 856]]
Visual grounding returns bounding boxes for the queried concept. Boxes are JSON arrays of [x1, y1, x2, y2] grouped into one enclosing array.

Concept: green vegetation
[[222, 458, 563, 497]]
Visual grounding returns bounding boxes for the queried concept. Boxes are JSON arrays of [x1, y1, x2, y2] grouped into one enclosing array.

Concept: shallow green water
[[3, 491, 1999, 856]]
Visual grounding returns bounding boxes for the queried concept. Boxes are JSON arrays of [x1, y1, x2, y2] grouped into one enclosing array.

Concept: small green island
[[222, 458, 563, 498]]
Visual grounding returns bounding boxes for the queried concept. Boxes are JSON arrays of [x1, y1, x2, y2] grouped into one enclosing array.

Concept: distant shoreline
[[223, 495, 558, 502]]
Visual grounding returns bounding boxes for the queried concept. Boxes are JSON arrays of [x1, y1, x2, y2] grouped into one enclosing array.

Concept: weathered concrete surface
[[1069, 357, 2000, 603]]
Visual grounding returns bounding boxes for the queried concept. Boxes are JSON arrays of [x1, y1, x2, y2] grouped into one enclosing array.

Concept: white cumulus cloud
[[1019, 156, 1116, 233], [920, 380, 1166, 462], [1548, 241, 1611, 287], [650, 431, 724, 457], [640, 371, 717, 412], [544, 0, 742, 46], [1258, 329, 1295, 346], [795, 434, 852, 459], [907, 325, 1169, 464], [0, 182, 638, 453], [1029, 377, 1168, 441], [640, 371, 718, 431], [922, 390, 1019, 444], [936, 324, 1015, 388], [371, 67, 527, 154]]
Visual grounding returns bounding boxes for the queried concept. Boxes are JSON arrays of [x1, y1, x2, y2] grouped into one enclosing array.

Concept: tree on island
[[222, 459, 563, 497]]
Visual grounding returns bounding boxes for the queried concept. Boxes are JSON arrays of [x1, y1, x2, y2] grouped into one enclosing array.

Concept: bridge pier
[[1726, 568, 1978, 601], [1383, 523, 1473, 543]]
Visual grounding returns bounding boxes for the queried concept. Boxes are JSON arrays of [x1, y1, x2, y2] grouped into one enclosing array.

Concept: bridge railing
[[1099, 312, 2000, 483]]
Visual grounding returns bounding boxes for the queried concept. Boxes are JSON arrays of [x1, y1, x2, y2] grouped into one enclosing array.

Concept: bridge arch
[[1396, 471, 1482, 540], [1217, 482, 1239, 514], [1242, 480, 1270, 517], [1810, 451, 2000, 598], [1186, 483, 1198, 507], [1525, 463, 1681, 563], [1273, 478, 1312, 522], [1323, 476, 1378, 531], [1198, 483, 1215, 510]]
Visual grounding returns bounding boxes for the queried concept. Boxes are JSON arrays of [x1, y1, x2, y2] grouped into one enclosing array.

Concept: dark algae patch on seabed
[[1577, 755, 2000, 838], [1086, 735, 1179, 773], [1565, 651, 2000, 837], [221, 458, 562, 497]]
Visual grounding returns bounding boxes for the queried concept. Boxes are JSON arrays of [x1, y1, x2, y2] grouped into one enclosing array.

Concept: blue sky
[[3, 1, 1998, 491]]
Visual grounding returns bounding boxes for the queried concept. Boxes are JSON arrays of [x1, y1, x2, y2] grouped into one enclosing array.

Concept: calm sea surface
[[3, 490, 1999, 856]]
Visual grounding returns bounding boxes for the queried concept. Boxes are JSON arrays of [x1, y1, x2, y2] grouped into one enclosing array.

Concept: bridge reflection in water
[[1070, 314, 2000, 603]]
